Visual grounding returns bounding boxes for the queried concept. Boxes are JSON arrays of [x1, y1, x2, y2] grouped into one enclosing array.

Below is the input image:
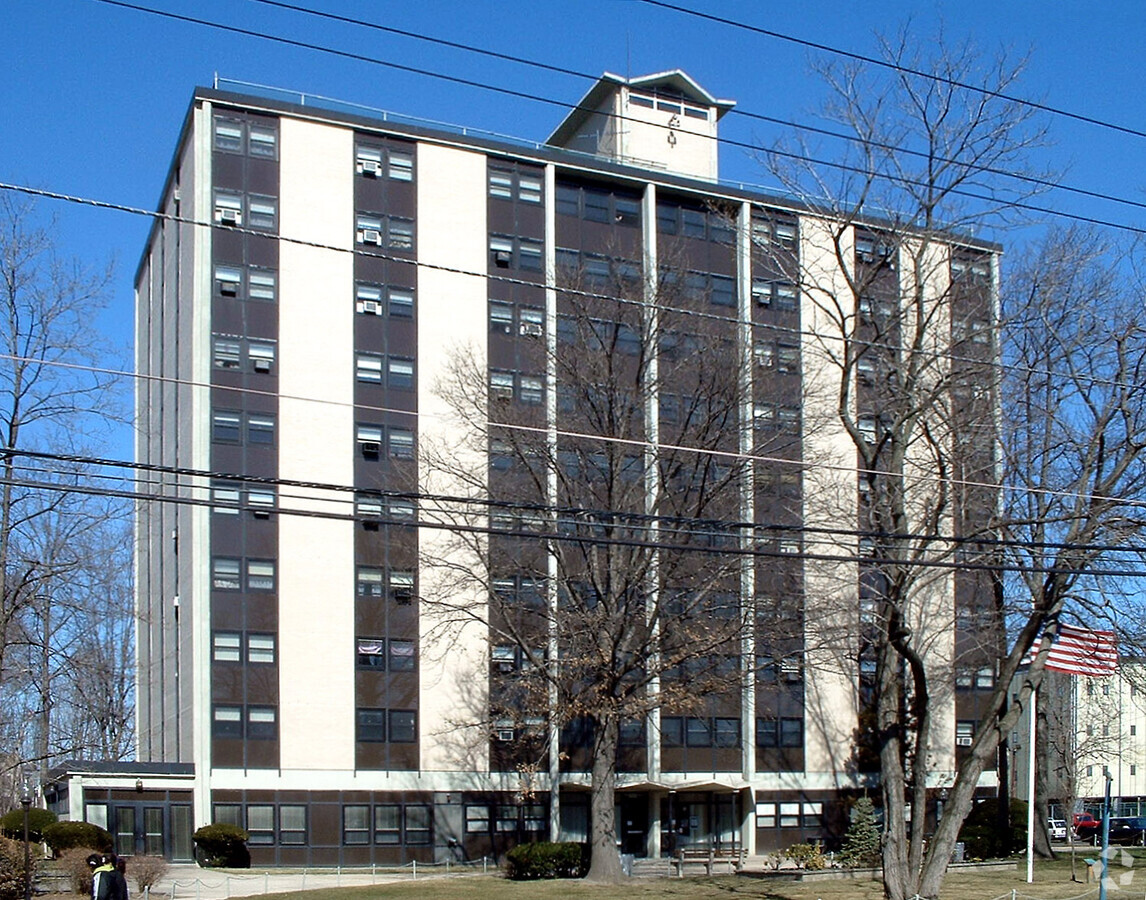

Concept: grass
[[162, 852, 1135, 900]]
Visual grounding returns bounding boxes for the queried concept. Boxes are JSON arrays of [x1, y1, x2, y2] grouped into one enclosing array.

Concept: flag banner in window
[[1033, 624, 1118, 677]]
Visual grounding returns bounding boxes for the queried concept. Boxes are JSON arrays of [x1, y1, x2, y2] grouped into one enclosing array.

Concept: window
[[489, 235, 544, 272], [357, 637, 386, 669], [496, 805, 519, 833], [489, 163, 543, 203], [357, 708, 387, 743], [211, 481, 275, 516], [490, 370, 544, 404], [389, 428, 415, 459], [956, 720, 975, 747], [389, 709, 417, 742], [247, 706, 277, 740], [406, 806, 432, 844], [780, 717, 803, 747], [388, 357, 415, 389], [465, 805, 490, 834], [212, 805, 242, 827], [214, 191, 243, 226], [344, 806, 370, 845], [212, 706, 242, 738], [212, 411, 242, 444], [248, 634, 275, 664], [248, 414, 275, 445], [389, 640, 416, 671], [375, 805, 401, 844], [213, 338, 241, 369], [555, 182, 640, 225], [753, 279, 798, 310], [212, 558, 241, 591], [751, 213, 797, 249], [247, 560, 276, 591], [213, 632, 241, 662], [357, 567, 383, 597], [779, 803, 801, 828], [356, 353, 383, 384], [355, 282, 414, 318], [248, 196, 277, 230], [212, 336, 275, 373], [355, 213, 415, 250], [714, 717, 741, 748], [214, 116, 278, 158], [389, 570, 415, 604], [247, 806, 274, 845], [686, 717, 713, 747], [756, 803, 777, 828]]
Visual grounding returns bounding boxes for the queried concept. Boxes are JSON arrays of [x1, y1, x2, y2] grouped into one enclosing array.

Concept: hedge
[[505, 842, 588, 880]]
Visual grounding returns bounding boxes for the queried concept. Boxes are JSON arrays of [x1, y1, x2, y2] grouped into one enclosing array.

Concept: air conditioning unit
[[360, 229, 383, 245], [494, 250, 512, 267], [519, 323, 543, 337], [496, 728, 515, 742], [219, 281, 239, 296], [956, 736, 973, 747], [360, 160, 382, 177], [252, 508, 270, 520], [253, 358, 272, 373], [360, 300, 382, 315], [360, 441, 381, 458], [217, 208, 241, 226]]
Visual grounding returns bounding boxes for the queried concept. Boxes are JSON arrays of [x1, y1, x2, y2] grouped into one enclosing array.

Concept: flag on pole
[[1033, 624, 1118, 677]]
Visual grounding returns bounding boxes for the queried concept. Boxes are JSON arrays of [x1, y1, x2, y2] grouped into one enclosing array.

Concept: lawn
[[217, 853, 1126, 900]]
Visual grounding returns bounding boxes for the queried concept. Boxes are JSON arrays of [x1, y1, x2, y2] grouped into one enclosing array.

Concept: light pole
[[21, 795, 31, 900]]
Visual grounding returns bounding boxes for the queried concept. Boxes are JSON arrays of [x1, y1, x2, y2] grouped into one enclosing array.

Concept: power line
[[4, 180, 1146, 519], [84, 0, 1146, 236], [244, 0, 1146, 217], [5, 454, 1141, 580], [637, 0, 1146, 143]]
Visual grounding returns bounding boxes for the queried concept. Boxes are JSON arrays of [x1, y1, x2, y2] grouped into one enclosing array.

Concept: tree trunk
[[584, 714, 623, 883]]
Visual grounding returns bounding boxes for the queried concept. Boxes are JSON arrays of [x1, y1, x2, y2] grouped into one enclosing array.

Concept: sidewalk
[[144, 861, 491, 900]]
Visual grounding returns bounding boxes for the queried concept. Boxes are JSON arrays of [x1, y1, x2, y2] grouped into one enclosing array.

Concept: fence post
[[264, 872, 269, 894], [372, 863, 376, 885], [337, 866, 342, 887], [412, 860, 417, 880], [195, 880, 201, 900], [225, 876, 230, 899]]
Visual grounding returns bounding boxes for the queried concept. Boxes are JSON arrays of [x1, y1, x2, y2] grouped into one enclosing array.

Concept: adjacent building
[[114, 70, 1002, 863]]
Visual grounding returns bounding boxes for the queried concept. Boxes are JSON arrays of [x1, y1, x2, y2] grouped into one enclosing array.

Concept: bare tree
[[423, 256, 759, 881], [0, 193, 126, 787], [763, 28, 1146, 900]]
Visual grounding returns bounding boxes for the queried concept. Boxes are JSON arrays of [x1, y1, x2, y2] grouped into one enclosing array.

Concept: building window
[[389, 709, 417, 742], [212, 558, 241, 591], [374, 805, 400, 844], [661, 716, 683, 747], [357, 708, 387, 743], [248, 196, 277, 231], [356, 638, 386, 669], [215, 265, 278, 302], [779, 803, 801, 828], [248, 633, 276, 664], [246, 806, 274, 845], [489, 163, 543, 203], [465, 805, 490, 834], [355, 282, 415, 318], [210, 410, 277, 447], [556, 182, 640, 225], [214, 116, 278, 158], [356, 353, 383, 384], [212, 805, 242, 827], [355, 142, 415, 181], [247, 706, 277, 740], [248, 414, 275, 445], [714, 717, 741, 748], [389, 428, 415, 459], [406, 806, 432, 844], [389, 640, 416, 671], [212, 632, 241, 662], [755, 803, 777, 828], [390, 570, 415, 604], [751, 212, 797, 249], [686, 717, 713, 747], [344, 806, 370, 845], [212, 335, 276, 373], [388, 357, 415, 389], [247, 560, 276, 591], [489, 370, 544, 405], [489, 235, 544, 271], [211, 481, 276, 516], [278, 806, 306, 845], [212, 706, 243, 738], [753, 279, 798, 310], [656, 201, 734, 243], [356, 213, 415, 251]]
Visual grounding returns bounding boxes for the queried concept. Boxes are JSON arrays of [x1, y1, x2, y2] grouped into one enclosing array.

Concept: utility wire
[[638, 0, 1146, 143], [5, 460, 1141, 579], [244, 0, 1146, 217], [4, 180, 1146, 518], [85, 0, 1146, 237]]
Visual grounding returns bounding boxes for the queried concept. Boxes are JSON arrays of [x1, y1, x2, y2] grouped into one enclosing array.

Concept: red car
[[1074, 813, 1098, 830]]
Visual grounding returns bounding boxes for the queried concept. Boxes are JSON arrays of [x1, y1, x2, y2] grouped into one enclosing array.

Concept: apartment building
[[119, 70, 1001, 864]]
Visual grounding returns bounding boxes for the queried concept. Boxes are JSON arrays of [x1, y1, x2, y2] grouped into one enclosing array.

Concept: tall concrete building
[[115, 71, 1000, 863]]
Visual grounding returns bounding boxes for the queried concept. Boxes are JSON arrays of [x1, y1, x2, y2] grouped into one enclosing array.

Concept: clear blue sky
[[4, 0, 1146, 454]]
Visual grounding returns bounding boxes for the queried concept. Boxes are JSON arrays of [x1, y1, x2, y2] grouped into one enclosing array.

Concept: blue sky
[[4, 0, 1146, 450]]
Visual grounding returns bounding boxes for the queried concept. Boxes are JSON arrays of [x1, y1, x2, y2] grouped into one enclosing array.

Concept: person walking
[[89, 853, 127, 900]]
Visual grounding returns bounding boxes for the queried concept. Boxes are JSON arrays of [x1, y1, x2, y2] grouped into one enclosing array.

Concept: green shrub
[[0, 808, 56, 844], [505, 841, 588, 880], [958, 798, 1028, 859], [0, 836, 38, 900], [193, 823, 250, 868], [42, 821, 112, 855], [787, 842, 827, 870]]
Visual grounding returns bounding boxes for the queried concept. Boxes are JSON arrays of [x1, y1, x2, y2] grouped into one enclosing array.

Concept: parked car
[[1048, 819, 1068, 841], [1076, 816, 1146, 845], [1073, 812, 1099, 831]]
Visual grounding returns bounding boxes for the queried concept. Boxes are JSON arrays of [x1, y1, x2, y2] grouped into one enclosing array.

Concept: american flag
[[1033, 624, 1119, 677]]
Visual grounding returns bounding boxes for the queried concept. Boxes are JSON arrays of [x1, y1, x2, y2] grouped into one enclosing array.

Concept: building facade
[[129, 70, 1001, 864]]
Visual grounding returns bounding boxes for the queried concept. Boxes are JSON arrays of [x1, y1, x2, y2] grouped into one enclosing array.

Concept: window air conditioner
[[253, 358, 272, 373], [360, 229, 383, 245], [219, 281, 239, 296], [360, 300, 382, 315], [494, 250, 512, 267], [496, 728, 515, 742], [218, 208, 241, 226], [252, 508, 270, 520], [956, 736, 973, 747], [361, 441, 381, 458], [519, 323, 543, 337], [360, 160, 382, 177]]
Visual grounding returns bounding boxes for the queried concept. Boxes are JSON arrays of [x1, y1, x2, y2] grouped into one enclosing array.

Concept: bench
[[673, 846, 747, 876]]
